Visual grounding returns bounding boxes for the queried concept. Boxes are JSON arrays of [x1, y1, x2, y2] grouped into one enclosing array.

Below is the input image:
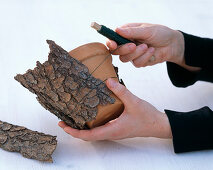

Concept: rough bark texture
[[0, 120, 57, 162], [15, 40, 115, 129]]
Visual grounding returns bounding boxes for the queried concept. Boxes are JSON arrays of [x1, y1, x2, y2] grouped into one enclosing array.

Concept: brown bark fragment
[[15, 40, 115, 129], [0, 120, 57, 162]]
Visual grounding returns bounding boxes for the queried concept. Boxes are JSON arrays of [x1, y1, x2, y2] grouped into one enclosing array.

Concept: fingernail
[[108, 41, 112, 47], [108, 78, 117, 88], [116, 27, 122, 31], [116, 27, 127, 34], [141, 44, 147, 50], [149, 47, 155, 53], [128, 43, 135, 50]]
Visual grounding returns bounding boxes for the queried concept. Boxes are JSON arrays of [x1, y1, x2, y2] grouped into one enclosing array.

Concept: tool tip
[[91, 22, 101, 31]]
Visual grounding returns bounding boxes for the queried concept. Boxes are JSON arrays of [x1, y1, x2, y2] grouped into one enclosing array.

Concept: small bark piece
[[15, 40, 115, 129], [0, 120, 57, 162]]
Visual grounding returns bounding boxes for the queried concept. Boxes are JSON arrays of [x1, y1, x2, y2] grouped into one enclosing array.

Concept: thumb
[[116, 26, 152, 40], [106, 78, 136, 105]]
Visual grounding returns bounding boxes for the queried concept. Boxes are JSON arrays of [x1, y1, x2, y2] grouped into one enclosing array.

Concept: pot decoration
[[15, 40, 124, 129], [69, 42, 124, 128]]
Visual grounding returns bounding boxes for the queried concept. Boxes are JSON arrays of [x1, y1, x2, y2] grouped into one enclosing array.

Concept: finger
[[116, 27, 151, 40], [63, 119, 119, 141], [132, 47, 155, 67], [63, 126, 82, 138], [119, 23, 142, 28], [58, 122, 84, 138], [119, 44, 148, 63], [58, 121, 67, 129], [106, 40, 117, 51], [106, 78, 137, 105], [111, 43, 136, 55]]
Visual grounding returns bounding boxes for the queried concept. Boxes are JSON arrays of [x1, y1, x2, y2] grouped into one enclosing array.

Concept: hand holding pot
[[58, 78, 172, 141]]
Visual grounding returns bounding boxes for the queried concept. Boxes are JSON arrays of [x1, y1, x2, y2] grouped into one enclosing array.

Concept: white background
[[0, 0, 213, 169]]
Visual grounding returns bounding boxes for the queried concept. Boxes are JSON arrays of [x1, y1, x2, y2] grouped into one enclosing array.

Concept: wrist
[[170, 31, 201, 72], [170, 30, 185, 66], [154, 111, 172, 139]]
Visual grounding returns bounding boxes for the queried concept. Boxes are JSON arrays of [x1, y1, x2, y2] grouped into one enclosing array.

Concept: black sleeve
[[165, 107, 213, 153], [166, 32, 213, 88], [165, 32, 213, 153]]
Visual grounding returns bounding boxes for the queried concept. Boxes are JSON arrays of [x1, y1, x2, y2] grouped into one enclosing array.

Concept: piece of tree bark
[[15, 40, 115, 130], [0, 120, 57, 162]]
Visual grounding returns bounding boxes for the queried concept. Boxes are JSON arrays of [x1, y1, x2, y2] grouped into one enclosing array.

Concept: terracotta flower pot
[[69, 43, 124, 128]]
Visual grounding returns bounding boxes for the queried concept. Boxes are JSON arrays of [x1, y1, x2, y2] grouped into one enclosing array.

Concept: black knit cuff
[[166, 62, 213, 87], [165, 107, 213, 153], [166, 62, 198, 87], [181, 32, 213, 69]]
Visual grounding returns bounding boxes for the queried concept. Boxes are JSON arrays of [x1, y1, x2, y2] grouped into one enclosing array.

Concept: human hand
[[106, 23, 185, 67], [58, 78, 172, 141]]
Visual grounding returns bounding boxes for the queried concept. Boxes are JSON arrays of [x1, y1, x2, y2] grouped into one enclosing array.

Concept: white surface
[[0, 0, 213, 169]]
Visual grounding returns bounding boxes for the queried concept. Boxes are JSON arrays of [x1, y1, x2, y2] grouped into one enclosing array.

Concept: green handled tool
[[91, 22, 134, 45]]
